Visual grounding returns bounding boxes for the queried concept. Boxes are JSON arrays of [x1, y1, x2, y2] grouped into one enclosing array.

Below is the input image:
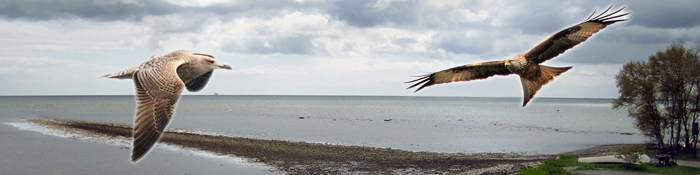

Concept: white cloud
[[93, 0, 145, 6], [0, 0, 698, 97], [0, 55, 127, 95], [425, 1, 463, 9], [142, 14, 212, 34], [310, 56, 452, 73], [163, 0, 229, 7], [0, 20, 149, 55], [182, 11, 447, 57], [559, 64, 622, 87], [232, 67, 293, 75], [0, 57, 59, 74], [448, 9, 489, 23], [312, 27, 439, 56]]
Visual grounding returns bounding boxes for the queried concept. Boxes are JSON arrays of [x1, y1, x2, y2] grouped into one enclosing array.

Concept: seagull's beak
[[218, 64, 232, 70]]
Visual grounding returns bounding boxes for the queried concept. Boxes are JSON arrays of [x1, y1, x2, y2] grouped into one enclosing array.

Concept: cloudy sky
[[1, 0, 699, 98]]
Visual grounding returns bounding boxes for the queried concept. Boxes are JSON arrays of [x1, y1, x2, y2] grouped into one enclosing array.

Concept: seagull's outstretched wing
[[525, 6, 629, 64], [406, 61, 512, 92], [131, 64, 185, 162]]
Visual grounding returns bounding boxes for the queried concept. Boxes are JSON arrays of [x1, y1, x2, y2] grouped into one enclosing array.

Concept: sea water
[[0, 95, 645, 154]]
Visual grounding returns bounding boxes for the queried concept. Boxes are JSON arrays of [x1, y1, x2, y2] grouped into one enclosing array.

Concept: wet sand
[[7, 118, 636, 174]]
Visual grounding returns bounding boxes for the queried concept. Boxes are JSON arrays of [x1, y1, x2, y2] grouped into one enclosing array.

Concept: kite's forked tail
[[519, 65, 572, 107]]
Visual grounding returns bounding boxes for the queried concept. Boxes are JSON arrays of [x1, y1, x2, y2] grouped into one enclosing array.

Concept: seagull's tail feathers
[[519, 65, 572, 107]]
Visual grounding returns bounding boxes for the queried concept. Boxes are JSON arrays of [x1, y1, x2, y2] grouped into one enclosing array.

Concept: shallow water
[[1, 95, 645, 155], [0, 120, 274, 175]]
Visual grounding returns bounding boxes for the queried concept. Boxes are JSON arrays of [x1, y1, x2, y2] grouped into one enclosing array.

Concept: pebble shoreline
[[27, 118, 633, 174]]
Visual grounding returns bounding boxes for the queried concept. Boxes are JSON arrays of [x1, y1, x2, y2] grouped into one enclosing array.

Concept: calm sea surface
[[0, 95, 645, 154]]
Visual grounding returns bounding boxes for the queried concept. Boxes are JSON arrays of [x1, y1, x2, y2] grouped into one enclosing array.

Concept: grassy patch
[[676, 152, 700, 161], [577, 163, 700, 175], [519, 154, 700, 175], [518, 155, 578, 175]]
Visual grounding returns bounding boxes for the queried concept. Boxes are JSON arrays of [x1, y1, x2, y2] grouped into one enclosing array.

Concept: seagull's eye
[[206, 60, 215, 64]]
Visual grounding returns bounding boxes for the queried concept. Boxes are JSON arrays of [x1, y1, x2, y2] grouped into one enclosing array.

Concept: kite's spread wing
[[525, 6, 629, 64], [407, 61, 512, 92]]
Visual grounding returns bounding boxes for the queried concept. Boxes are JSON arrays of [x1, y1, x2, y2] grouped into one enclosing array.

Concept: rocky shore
[[26, 118, 634, 174]]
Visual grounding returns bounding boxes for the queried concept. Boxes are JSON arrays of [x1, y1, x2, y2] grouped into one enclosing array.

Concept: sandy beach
[[3, 118, 638, 175]]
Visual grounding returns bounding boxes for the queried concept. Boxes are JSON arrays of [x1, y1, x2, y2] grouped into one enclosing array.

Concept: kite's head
[[504, 54, 527, 73]]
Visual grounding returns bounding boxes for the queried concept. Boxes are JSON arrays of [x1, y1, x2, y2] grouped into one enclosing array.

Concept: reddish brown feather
[[407, 61, 511, 92], [525, 6, 628, 64]]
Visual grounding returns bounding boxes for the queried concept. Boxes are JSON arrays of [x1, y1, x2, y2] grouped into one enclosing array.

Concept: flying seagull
[[407, 6, 629, 107], [103, 50, 232, 162]]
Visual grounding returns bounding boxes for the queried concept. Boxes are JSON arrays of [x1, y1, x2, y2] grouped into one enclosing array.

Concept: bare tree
[[614, 39, 700, 152], [613, 61, 666, 148]]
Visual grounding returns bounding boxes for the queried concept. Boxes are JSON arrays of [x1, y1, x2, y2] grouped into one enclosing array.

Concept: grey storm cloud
[[205, 1, 329, 19], [496, 0, 700, 33], [4, 0, 699, 30], [2, 0, 699, 60], [436, 32, 491, 55], [492, 4, 576, 36], [0, 0, 179, 21], [328, 0, 418, 28], [0, 0, 328, 22], [625, 1, 700, 29]]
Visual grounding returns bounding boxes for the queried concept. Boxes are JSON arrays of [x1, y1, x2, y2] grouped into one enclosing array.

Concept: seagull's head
[[192, 52, 232, 71]]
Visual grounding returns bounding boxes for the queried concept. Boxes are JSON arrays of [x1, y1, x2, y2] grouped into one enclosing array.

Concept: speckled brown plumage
[[103, 50, 232, 162]]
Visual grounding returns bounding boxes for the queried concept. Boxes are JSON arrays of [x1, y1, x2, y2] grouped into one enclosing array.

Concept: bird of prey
[[103, 50, 232, 162], [407, 6, 629, 107]]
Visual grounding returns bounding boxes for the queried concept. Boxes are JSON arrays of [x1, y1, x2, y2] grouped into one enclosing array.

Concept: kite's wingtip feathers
[[586, 5, 629, 24], [406, 74, 433, 92]]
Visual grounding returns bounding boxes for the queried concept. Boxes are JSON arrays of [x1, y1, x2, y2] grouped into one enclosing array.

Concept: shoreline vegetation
[[26, 118, 634, 174]]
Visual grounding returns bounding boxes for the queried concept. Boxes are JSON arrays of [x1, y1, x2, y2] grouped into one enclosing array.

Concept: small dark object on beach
[[384, 119, 392, 122], [298, 117, 305, 119]]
